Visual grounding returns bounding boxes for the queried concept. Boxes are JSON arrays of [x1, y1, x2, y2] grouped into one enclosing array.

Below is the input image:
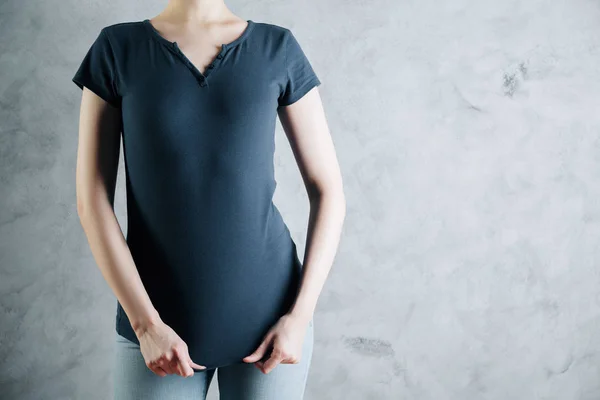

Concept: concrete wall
[[2, 0, 600, 398]]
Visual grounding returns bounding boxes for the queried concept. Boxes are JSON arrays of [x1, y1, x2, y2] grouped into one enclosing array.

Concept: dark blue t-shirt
[[72, 18, 321, 369]]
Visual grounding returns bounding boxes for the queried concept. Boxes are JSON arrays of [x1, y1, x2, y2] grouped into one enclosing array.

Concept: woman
[[73, 0, 345, 399]]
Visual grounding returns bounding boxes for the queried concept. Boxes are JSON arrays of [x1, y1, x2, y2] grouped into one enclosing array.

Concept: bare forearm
[[78, 198, 160, 335], [288, 189, 346, 323]]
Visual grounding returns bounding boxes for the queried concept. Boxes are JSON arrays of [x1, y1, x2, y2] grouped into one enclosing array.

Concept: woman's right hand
[[135, 318, 206, 377]]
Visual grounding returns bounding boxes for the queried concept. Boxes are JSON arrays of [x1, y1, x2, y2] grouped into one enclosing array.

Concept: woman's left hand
[[242, 313, 310, 374]]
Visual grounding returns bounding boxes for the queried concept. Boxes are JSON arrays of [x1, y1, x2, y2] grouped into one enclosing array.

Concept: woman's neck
[[162, 0, 234, 24]]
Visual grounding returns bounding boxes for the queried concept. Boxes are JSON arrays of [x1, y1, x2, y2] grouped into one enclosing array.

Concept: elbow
[[307, 181, 346, 216], [76, 188, 115, 225], [76, 179, 115, 225], [76, 191, 102, 225], [76, 194, 91, 224]]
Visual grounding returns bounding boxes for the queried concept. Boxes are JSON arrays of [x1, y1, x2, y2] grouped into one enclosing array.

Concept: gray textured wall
[[2, 0, 600, 399]]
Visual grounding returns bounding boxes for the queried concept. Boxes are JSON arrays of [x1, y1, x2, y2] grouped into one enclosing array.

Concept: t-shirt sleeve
[[277, 29, 321, 107], [72, 28, 121, 108]]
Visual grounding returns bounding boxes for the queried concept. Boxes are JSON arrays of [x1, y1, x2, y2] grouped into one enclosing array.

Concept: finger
[[242, 342, 267, 363], [177, 360, 194, 377], [189, 359, 207, 370], [262, 351, 283, 374], [243, 334, 273, 363], [154, 366, 168, 377], [147, 361, 168, 377], [157, 356, 176, 375], [172, 347, 194, 377], [170, 347, 188, 376], [280, 354, 300, 364], [178, 342, 207, 371], [253, 345, 274, 372], [171, 357, 188, 377], [165, 350, 183, 376], [254, 360, 265, 372], [170, 359, 184, 376]]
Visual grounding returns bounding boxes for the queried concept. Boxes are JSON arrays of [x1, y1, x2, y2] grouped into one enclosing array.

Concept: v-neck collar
[[142, 18, 255, 86]]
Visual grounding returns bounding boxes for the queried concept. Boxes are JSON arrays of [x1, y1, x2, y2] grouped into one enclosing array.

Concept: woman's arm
[[75, 89, 205, 376], [278, 87, 346, 324], [243, 86, 345, 373], [76, 88, 159, 335]]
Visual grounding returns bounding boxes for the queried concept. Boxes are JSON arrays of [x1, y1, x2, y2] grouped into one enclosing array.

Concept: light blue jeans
[[113, 319, 314, 399]]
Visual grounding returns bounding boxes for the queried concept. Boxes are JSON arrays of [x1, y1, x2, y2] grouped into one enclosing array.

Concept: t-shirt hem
[[114, 323, 253, 370], [72, 76, 121, 108], [278, 77, 321, 107]]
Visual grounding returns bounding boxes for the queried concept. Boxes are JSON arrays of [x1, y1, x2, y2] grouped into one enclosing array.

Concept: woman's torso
[[101, 19, 303, 369]]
